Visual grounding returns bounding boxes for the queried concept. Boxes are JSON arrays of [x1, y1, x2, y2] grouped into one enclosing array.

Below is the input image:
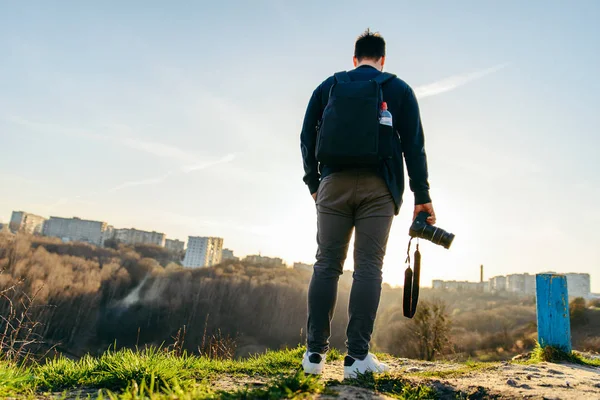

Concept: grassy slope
[[0, 347, 435, 399], [1, 345, 597, 399]]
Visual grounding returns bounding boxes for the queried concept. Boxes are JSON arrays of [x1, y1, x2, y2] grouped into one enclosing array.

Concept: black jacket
[[300, 65, 431, 214]]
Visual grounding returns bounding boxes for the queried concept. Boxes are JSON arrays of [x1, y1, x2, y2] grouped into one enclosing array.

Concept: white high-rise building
[[565, 273, 591, 298], [489, 275, 507, 292], [183, 236, 223, 268], [507, 273, 536, 294], [9, 211, 46, 235]]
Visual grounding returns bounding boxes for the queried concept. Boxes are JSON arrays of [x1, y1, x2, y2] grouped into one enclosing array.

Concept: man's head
[[353, 29, 386, 71]]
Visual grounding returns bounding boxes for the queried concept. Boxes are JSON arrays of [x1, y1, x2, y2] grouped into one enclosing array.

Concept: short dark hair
[[354, 29, 386, 62]]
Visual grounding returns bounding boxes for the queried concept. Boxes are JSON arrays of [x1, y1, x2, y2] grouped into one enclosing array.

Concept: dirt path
[[444, 361, 600, 399], [317, 357, 600, 399]]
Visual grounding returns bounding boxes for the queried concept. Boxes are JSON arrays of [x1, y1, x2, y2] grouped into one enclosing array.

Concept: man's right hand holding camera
[[413, 203, 436, 225]]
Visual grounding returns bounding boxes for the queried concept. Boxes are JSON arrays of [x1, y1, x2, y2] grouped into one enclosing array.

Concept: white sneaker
[[302, 351, 326, 375], [344, 353, 390, 379]]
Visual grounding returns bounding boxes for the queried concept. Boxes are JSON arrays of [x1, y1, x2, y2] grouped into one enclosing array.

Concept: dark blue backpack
[[316, 71, 396, 166]]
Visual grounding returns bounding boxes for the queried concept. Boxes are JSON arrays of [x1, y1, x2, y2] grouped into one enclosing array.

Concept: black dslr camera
[[409, 212, 455, 249]]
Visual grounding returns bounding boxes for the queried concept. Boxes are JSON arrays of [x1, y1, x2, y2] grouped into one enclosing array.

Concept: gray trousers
[[307, 168, 395, 359]]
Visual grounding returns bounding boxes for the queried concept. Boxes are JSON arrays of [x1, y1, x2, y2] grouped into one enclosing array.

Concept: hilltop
[[1, 347, 599, 399]]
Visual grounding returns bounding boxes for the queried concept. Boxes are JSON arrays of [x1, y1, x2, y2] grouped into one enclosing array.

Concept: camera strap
[[403, 238, 421, 319]]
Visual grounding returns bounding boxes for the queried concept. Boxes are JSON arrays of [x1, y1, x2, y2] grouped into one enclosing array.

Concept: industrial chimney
[[480, 264, 484, 283]]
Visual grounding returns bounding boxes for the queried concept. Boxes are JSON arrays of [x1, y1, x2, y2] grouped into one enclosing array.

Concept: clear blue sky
[[1, 1, 599, 291]]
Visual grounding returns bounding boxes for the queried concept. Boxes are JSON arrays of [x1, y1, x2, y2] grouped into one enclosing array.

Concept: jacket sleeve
[[300, 86, 323, 195], [397, 86, 432, 205]]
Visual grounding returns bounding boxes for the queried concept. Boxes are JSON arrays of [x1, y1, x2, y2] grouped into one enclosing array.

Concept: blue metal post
[[536, 273, 572, 352]]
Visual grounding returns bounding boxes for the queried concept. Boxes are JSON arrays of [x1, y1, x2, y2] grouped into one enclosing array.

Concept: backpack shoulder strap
[[372, 72, 396, 85], [327, 72, 351, 102], [333, 71, 351, 83]]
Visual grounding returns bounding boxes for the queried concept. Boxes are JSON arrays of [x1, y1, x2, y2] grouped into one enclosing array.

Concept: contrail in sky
[[107, 172, 175, 193], [2, 115, 237, 196], [414, 63, 508, 99], [107, 153, 236, 193]]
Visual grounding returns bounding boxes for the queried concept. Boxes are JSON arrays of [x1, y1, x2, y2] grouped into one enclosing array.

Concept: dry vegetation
[[0, 232, 598, 363]]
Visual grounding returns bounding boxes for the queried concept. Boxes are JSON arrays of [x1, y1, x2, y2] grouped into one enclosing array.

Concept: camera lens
[[436, 230, 455, 249], [420, 224, 455, 249]]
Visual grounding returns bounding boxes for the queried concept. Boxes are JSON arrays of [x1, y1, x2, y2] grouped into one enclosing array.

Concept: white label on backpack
[[380, 116, 393, 127]]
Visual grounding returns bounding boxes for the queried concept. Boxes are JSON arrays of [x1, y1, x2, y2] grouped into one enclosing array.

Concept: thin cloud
[[4, 115, 238, 206], [107, 172, 175, 193], [43, 152, 236, 209], [155, 210, 275, 237], [107, 153, 236, 193], [182, 153, 236, 173], [414, 63, 508, 99], [119, 137, 200, 165], [0, 172, 45, 186], [4, 116, 203, 166], [4, 115, 104, 140]]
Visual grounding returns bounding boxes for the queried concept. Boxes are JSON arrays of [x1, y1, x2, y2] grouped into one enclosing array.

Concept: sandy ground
[[316, 357, 600, 400]]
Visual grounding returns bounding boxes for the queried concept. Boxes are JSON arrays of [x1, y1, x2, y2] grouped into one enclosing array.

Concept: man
[[300, 29, 436, 378]]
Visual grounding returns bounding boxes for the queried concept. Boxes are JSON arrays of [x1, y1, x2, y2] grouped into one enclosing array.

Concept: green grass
[[35, 345, 307, 393], [332, 372, 436, 400], [36, 347, 198, 391], [406, 359, 499, 379], [0, 360, 35, 398], [529, 343, 600, 367], [1, 346, 315, 398], [373, 351, 392, 361], [326, 347, 344, 362], [97, 370, 327, 400], [1, 345, 431, 399], [0, 346, 468, 399], [221, 370, 326, 399]]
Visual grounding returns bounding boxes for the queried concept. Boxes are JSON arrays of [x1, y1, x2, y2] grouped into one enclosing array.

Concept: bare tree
[[412, 299, 451, 361]]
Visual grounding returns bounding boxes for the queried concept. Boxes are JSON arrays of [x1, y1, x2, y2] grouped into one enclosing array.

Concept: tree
[[412, 299, 451, 361], [569, 297, 588, 326]]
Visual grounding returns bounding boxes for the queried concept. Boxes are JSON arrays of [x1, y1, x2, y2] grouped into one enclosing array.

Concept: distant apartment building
[[432, 280, 484, 291], [293, 262, 313, 272], [565, 273, 591, 298], [42, 216, 110, 246], [525, 274, 536, 294], [507, 273, 536, 295], [9, 211, 46, 235], [183, 237, 223, 268], [103, 226, 115, 245], [221, 248, 238, 261], [433, 271, 592, 298], [113, 228, 166, 247], [503, 271, 590, 298], [165, 239, 185, 252], [489, 275, 507, 292], [243, 254, 285, 268], [0, 221, 10, 234]]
